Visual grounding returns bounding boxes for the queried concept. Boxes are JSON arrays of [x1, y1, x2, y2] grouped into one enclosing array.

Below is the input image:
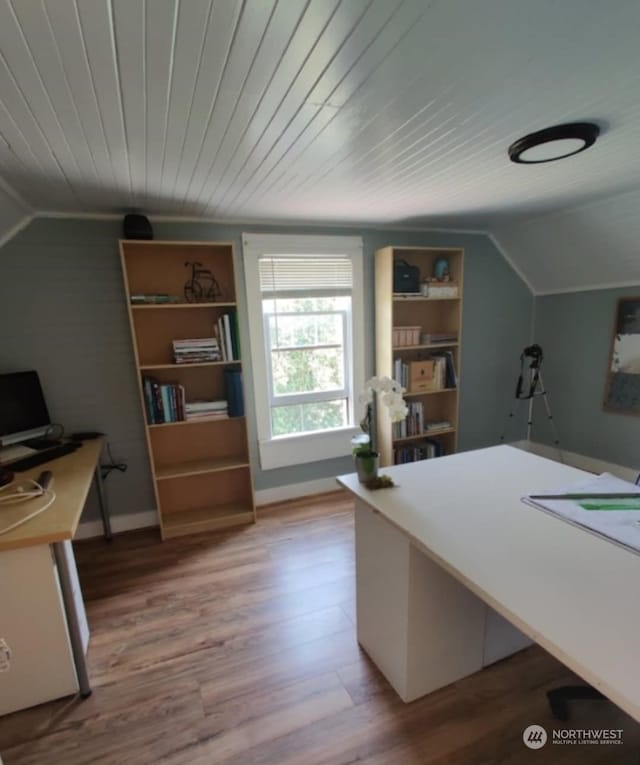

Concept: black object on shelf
[[393, 260, 420, 293], [123, 213, 153, 240]]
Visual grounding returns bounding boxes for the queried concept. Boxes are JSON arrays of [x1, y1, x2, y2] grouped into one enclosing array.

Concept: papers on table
[[523, 473, 640, 554]]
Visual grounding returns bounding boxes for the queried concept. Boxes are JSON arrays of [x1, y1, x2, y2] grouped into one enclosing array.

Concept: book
[[231, 311, 241, 359], [223, 314, 234, 361], [224, 369, 244, 417], [218, 317, 227, 361]]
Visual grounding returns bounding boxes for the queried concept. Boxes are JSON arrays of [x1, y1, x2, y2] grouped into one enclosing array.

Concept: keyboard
[[9, 443, 81, 472]]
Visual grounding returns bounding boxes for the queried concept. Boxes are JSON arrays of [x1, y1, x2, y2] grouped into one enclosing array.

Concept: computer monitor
[[0, 371, 51, 447]]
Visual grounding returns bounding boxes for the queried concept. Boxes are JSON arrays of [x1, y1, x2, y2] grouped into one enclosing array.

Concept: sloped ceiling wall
[[491, 187, 640, 295], [0, 184, 31, 247]]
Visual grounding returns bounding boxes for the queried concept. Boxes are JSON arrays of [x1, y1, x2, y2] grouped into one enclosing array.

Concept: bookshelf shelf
[[162, 504, 255, 539], [148, 415, 244, 429], [404, 388, 457, 398], [393, 342, 459, 351], [376, 246, 463, 467], [140, 361, 241, 370], [131, 302, 238, 310], [393, 295, 460, 302], [120, 239, 256, 540], [393, 427, 456, 444], [156, 457, 250, 480]]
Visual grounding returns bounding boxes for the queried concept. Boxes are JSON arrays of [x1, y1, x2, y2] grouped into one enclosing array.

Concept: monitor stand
[[23, 438, 61, 451]]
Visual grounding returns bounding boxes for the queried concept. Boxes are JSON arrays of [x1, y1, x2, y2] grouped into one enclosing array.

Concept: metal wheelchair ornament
[[184, 261, 222, 303]]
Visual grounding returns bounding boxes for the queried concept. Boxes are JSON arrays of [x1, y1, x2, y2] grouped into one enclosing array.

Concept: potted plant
[[352, 376, 408, 484]]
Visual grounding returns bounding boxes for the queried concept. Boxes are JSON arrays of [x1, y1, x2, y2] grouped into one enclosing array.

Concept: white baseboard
[[511, 440, 639, 483], [255, 476, 342, 506], [76, 510, 159, 540], [75, 477, 344, 538]]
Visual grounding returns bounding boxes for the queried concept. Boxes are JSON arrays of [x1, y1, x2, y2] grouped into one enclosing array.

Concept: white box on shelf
[[427, 282, 459, 298]]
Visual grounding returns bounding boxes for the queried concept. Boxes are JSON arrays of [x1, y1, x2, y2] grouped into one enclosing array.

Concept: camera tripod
[[500, 344, 560, 448]]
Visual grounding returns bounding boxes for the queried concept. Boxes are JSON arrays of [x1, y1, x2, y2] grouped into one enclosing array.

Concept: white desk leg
[[355, 500, 486, 702], [52, 541, 92, 697]]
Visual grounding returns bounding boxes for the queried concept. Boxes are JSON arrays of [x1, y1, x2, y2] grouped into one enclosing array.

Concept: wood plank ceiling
[[0, 0, 637, 228], [0, 0, 640, 294]]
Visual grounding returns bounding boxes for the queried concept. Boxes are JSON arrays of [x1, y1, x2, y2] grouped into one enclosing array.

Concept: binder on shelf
[[223, 313, 234, 361], [217, 317, 227, 361], [232, 311, 241, 358], [224, 368, 244, 417]]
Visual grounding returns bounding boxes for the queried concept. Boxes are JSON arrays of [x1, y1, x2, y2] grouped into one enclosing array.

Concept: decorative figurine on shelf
[[352, 376, 408, 486], [433, 257, 450, 282], [183, 261, 222, 303]]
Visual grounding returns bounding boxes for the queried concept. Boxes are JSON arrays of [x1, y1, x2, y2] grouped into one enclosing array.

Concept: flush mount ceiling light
[[508, 122, 600, 164]]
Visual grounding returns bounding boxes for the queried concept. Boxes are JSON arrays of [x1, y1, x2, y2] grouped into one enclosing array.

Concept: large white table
[[337, 445, 640, 720]]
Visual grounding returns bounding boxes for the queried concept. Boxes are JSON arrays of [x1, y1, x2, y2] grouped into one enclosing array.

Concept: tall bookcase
[[120, 240, 255, 540], [375, 246, 464, 467]]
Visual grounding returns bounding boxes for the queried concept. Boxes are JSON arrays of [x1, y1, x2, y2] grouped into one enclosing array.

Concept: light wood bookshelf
[[120, 240, 256, 540], [375, 246, 464, 467]]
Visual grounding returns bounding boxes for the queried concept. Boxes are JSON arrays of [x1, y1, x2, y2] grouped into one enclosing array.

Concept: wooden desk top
[[0, 439, 103, 552], [338, 445, 640, 722]]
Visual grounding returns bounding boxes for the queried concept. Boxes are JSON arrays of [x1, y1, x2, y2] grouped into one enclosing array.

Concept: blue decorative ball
[[433, 257, 450, 281]]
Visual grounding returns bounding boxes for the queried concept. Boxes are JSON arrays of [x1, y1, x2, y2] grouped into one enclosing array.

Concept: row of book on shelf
[[142, 369, 244, 424], [171, 312, 240, 364], [393, 350, 457, 393], [394, 438, 445, 464], [393, 401, 451, 439]]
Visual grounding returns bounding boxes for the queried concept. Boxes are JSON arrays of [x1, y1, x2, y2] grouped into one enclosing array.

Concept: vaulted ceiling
[[0, 0, 639, 293]]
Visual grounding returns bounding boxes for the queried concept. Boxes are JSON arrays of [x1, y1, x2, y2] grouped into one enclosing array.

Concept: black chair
[[547, 686, 606, 721]]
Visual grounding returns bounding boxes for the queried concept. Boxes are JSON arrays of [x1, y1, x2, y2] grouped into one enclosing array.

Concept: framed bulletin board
[[604, 297, 640, 414]]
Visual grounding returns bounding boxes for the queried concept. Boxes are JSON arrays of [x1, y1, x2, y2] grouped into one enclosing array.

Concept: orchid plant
[[352, 376, 408, 458]]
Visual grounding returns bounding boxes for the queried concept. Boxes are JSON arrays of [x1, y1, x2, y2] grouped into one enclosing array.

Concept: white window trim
[[243, 233, 364, 470]]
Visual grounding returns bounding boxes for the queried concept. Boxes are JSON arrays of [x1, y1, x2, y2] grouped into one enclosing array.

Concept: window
[[243, 234, 364, 470]]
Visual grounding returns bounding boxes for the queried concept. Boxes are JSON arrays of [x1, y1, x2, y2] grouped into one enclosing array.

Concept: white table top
[[338, 445, 640, 722]]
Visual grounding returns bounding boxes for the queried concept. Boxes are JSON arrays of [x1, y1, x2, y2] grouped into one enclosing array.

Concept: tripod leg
[[527, 392, 534, 442], [536, 373, 563, 462]]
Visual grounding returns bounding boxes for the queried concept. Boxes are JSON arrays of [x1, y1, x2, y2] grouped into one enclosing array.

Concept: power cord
[[101, 440, 127, 481], [0, 477, 56, 536]]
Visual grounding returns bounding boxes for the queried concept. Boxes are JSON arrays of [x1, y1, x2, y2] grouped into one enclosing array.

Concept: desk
[[0, 440, 109, 715], [337, 445, 640, 720]]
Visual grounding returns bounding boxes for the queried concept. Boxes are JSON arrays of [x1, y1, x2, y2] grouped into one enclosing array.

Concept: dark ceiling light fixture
[[508, 122, 600, 164]]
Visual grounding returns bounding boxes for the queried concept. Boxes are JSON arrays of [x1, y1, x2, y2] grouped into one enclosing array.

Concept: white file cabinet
[[0, 540, 88, 715]]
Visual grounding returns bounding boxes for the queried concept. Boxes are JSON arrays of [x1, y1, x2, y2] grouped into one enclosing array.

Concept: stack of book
[[215, 311, 240, 361], [173, 338, 220, 364], [184, 400, 228, 421], [421, 331, 457, 345], [142, 378, 185, 424]]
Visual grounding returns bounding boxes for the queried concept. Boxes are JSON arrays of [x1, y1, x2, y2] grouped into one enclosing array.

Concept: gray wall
[[0, 218, 532, 521], [533, 287, 640, 470]]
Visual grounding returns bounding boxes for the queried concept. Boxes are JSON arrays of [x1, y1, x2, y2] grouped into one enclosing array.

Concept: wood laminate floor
[[1, 493, 638, 764]]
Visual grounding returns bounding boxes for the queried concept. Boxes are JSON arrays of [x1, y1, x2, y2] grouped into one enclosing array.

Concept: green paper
[[580, 499, 640, 511]]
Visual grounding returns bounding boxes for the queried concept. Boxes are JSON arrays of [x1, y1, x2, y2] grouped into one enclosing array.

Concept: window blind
[[259, 256, 352, 295]]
